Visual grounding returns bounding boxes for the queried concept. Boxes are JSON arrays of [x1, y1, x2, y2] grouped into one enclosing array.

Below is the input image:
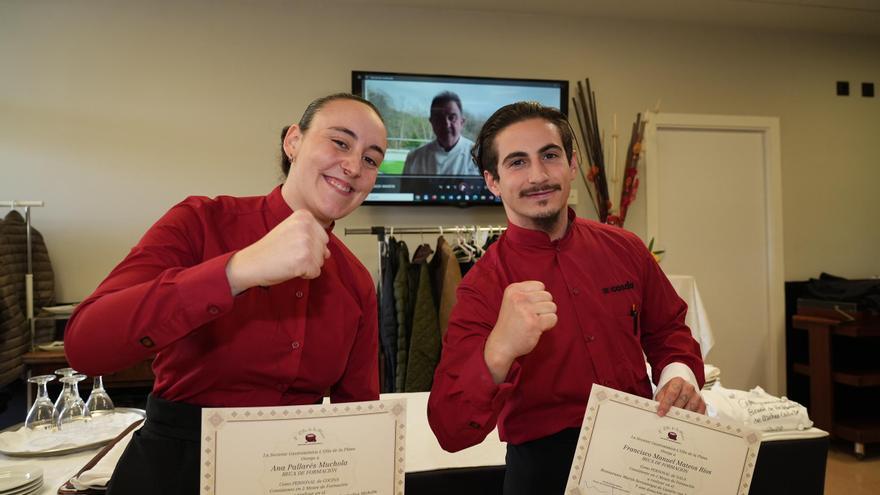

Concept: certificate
[[200, 399, 406, 495], [565, 386, 761, 495]]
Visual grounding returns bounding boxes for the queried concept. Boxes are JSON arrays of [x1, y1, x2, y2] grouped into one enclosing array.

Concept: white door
[[644, 114, 785, 394]]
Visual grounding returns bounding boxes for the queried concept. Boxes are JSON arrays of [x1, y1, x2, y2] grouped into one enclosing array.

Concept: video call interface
[[353, 72, 568, 206]]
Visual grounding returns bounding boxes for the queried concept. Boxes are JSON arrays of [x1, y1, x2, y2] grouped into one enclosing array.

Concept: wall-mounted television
[[352, 71, 569, 206]]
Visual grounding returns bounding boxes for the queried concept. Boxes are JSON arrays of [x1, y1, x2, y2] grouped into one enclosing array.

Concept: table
[[0, 393, 829, 495], [1, 392, 503, 494]]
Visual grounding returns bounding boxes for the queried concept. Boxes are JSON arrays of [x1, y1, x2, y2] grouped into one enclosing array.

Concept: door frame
[[643, 112, 785, 394]]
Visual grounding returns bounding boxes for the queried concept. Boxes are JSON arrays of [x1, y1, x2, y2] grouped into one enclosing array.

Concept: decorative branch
[[573, 79, 611, 222], [571, 78, 647, 228]]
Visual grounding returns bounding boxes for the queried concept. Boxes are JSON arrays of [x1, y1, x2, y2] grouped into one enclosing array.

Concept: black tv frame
[[352, 70, 569, 207]]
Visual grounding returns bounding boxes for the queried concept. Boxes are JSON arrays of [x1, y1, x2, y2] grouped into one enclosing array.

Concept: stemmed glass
[[56, 374, 88, 429], [85, 376, 114, 417], [53, 367, 77, 416], [25, 375, 57, 430]]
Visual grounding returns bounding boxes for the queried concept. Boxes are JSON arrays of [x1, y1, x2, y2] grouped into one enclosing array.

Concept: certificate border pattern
[[200, 399, 406, 495], [566, 386, 762, 495]]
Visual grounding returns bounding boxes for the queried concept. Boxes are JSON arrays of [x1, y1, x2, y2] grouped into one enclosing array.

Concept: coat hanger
[[452, 227, 476, 262]]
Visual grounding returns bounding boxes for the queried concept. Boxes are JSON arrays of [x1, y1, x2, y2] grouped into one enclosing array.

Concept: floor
[[825, 440, 880, 495]]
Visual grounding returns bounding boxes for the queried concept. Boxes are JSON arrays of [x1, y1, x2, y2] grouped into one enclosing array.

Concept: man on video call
[[427, 102, 706, 495], [402, 91, 479, 176]]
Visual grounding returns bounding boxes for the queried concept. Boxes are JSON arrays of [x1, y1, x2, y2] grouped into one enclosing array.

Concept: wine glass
[[25, 375, 57, 430], [53, 368, 77, 416], [85, 376, 114, 417], [56, 374, 88, 429]]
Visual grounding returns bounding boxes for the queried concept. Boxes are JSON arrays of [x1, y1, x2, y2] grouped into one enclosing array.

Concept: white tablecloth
[[667, 274, 715, 358], [0, 391, 828, 494]]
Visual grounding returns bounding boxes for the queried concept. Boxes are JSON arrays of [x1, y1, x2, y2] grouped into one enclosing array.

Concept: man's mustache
[[519, 184, 562, 197]]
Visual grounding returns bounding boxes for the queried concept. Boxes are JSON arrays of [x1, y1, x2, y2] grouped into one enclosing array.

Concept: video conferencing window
[[352, 71, 569, 206]]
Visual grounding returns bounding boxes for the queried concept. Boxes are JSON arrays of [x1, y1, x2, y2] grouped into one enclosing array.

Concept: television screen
[[352, 71, 569, 206]]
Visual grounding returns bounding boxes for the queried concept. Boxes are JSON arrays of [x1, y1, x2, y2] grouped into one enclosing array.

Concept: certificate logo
[[296, 428, 326, 445], [659, 426, 684, 443]]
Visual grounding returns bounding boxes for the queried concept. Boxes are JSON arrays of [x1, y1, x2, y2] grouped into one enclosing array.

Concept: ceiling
[[345, 0, 880, 37]]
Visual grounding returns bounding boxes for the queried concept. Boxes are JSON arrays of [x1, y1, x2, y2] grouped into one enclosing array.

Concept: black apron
[[107, 395, 201, 495], [503, 428, 580, 495]]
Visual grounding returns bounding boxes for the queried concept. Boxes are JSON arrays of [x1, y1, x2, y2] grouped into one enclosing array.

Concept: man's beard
[[519, 184, 564, 233], [531, 207, 565, 232]]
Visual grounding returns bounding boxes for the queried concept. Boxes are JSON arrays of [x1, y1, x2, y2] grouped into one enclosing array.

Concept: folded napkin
[[0, 411, 143, 454], [62, 419, 143, 493], [702, 382, 813, 432], [704, 364, 721, 383]]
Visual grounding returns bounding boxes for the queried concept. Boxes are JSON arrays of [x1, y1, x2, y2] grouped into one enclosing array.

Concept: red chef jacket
[[65, 186, 378, 407], [428, 209, 704, 450]]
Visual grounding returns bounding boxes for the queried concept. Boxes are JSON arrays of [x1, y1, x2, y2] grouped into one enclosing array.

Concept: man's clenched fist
[[484, 281, 557, 383]]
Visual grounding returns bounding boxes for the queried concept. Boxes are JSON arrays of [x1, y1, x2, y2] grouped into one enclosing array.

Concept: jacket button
[[207, 305, 220, 315], [295, 291, 304, 298], [291, 341, 301, 350], [572, 288, 580, 295], [468, 421, 481, 429]]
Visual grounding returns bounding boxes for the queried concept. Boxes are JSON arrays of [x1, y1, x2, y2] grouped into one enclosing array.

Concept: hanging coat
[[0, 211, 56, 387], [393, 241, 411, 392], [429, 237, 462, 338], [378, 238, 399, 393], [405, 248, 440, 392]]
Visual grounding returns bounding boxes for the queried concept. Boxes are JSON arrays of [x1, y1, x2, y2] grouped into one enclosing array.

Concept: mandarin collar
[[504, 207, 576, 248], [265, 185, 336, 232]]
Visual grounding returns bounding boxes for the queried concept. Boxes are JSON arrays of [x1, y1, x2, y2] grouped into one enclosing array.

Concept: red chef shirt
[[427, 209, 704, 450], [65, 186, 378, 407]]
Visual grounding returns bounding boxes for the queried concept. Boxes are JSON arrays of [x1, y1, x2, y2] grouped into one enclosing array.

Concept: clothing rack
[[345, 224, 506, 393], [344, 225, 506, 242], [344, 224, 506, 301], [2, 200, 45, 350]]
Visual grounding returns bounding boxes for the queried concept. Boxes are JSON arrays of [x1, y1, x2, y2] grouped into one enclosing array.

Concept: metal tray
[[0, 407, 145, 458]]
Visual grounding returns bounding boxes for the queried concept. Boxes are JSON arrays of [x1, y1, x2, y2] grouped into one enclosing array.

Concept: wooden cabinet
[[790, 315, 880, 457]]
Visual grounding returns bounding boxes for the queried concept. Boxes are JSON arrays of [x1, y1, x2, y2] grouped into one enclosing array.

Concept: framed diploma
[[200, 399, 406, 495], [566, 386, 762, 495]]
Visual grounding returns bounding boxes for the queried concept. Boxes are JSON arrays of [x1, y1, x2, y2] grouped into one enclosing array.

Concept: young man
[[402, 91, 478, 176], [427, 102, 705, 494]]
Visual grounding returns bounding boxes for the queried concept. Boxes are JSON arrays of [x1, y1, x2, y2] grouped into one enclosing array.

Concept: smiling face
[[483, 117, 576, 239], [281, 99, 387, 226]]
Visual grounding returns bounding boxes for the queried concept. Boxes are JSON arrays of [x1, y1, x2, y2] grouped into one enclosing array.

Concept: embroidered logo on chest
[[602, 281, 635, 294]]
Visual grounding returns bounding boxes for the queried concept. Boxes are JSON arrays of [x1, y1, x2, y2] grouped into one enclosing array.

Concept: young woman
[[64, 93, 387, 494]]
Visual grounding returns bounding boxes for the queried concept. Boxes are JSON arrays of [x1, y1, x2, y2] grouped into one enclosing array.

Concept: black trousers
[[107, 394, 201, 495], [503, 428, 580, 495]]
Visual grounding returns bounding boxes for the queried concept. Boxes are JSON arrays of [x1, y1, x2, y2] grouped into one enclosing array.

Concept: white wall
[[2, 1, 878, 385]]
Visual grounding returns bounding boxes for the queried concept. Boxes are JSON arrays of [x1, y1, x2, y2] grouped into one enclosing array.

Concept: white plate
[[41, 304, 77, 315], [2, 479, 43, 495], [1, 478, 42, 495], [36, 341, 64, 352], [0, 465, 42, 491]]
